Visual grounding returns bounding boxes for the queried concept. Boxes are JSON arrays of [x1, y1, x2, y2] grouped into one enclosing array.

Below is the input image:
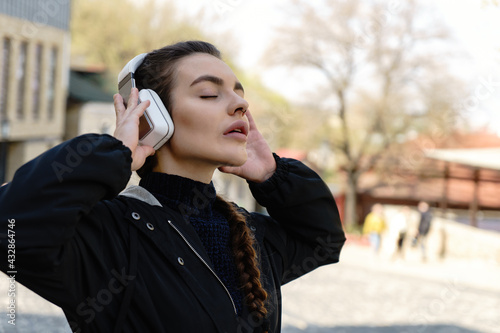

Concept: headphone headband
[[117, 53, 148, 85]]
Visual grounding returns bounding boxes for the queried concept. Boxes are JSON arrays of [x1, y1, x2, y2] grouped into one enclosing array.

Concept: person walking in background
[[390, 206, 410, 261], [416, 201, 433, 261], [362, 203, 386, 255]]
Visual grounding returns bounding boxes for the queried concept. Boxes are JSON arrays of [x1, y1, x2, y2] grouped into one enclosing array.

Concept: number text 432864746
[[7, 218, 16, 326]]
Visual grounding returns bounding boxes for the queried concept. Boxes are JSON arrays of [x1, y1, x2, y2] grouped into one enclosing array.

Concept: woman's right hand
[[113, 88, 155, 171]]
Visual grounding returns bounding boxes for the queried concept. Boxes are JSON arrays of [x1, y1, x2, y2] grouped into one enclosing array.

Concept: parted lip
[[224, 120, 249, 136]]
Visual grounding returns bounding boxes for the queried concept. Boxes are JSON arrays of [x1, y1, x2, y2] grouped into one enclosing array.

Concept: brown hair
[[215, 195, 268, 322], [133, 41, 268, 324]]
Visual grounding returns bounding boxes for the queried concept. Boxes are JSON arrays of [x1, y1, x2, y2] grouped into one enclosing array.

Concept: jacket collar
[[120, 184, 219, 270], [119, 185, 162, 207]]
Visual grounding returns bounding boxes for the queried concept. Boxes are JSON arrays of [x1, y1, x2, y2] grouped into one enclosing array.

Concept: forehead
[[174, 53, 238, 86]]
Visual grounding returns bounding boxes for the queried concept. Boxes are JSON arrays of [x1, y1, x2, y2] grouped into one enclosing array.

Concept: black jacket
[[0, 134, 345, 333]]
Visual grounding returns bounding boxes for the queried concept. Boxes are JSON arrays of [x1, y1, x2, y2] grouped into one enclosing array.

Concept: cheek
[[171, 106, 220, 145], [176, 113, 212, 134], [171, 101, 199, 131]]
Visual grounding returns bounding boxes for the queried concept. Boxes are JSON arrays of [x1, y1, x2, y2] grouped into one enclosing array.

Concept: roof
[[425, 148, 500, 171], [361, 176, 500, 209], [354, 132, 500, 210]]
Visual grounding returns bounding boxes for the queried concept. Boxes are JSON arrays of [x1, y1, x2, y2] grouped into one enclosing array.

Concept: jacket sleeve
[[0, 134, 132, 303], [248, 154, 345, 285]]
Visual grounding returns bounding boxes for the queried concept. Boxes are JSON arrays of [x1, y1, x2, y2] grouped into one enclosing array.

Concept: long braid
[[214, 195, 268, 326]]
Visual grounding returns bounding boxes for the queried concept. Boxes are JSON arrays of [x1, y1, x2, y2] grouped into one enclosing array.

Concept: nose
[[228, 93, 249, 115]]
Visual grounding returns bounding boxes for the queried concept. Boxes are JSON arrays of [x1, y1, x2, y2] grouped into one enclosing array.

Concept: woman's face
[[164, 53, 249, 170]]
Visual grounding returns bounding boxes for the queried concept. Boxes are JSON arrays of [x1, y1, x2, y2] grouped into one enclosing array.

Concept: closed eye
[[200, 95, 218, 99]]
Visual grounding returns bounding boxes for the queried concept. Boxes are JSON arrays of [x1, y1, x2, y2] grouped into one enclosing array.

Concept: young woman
[[0, 41, 345, 333]]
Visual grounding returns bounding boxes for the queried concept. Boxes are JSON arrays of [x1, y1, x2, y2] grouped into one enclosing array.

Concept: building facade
[[0, 0, 71, 183]]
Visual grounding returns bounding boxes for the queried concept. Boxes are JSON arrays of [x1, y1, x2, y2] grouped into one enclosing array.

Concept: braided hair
[[214, 195, 268, 323]]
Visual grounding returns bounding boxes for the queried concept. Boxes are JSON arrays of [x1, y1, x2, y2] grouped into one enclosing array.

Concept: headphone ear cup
[[138, 89, 175, 150], [142, 89, 168, 114]]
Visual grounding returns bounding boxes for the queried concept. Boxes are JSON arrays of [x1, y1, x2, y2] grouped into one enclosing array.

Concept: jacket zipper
[[168, 220, 238, 315]]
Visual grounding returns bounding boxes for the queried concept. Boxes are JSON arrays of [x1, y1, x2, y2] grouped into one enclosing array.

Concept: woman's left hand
[[219, 110, 276, 183]]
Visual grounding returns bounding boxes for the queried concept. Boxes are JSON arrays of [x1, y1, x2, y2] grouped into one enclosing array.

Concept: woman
[[0, 41, 345, 333]]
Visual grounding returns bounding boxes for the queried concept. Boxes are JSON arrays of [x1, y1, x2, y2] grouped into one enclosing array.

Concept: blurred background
[[0, 0, 499, 332]]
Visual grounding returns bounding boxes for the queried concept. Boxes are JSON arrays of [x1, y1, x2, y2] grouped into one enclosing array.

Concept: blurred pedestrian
[[390, 206, 410, 260], [415, 201, 433, 261], [362, 203, 386, 255]]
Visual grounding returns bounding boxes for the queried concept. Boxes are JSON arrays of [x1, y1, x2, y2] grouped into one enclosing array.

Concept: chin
[[221, 151, 247, 167]]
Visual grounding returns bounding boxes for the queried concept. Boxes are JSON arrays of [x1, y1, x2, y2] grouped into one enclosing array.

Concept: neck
[[153, 150, 216, 184], [139, 172, 217, 216]]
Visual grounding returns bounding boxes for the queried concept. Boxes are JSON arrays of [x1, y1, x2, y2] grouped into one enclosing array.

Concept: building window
[[16, 41, 28, 120], [32, 43, 43, 120], [0, 38, 10, 124], [47, 46, 58, 120]]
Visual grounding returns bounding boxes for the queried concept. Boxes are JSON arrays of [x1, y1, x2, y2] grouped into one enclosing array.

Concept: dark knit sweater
[[139, 172, 243, 315]]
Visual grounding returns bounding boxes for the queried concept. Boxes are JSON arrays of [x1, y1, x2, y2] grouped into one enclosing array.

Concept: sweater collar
[[139, 172, 217, 215]]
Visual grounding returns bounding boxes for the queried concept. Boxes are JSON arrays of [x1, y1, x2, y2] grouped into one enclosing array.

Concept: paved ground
[[1, 240, 499, 333], [281, 241, 500, 333]]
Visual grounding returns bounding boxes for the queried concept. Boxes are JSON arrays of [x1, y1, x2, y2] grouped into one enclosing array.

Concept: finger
[[127, 87, 140, 111], [218, 165, 235, 174], [113, 93, 125, 115], [131, 146, 156, 171], [132, 99, 151, 118], [145, 146, 156, 157], [245, 109, 257, 130], [137, 145, 156, 159]]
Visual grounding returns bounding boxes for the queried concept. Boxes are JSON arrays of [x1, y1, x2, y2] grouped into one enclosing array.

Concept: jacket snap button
[[177, 257, 184, 265], [146, 222, 155, 230], [131, 212, 141, 220]]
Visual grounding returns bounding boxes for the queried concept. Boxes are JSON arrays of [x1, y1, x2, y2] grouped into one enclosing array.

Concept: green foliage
[[70, 0, 209, 94], [71, 0, 205, 72]]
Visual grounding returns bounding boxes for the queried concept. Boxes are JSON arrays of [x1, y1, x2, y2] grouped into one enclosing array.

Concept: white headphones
[[118, 53, 174, 150]]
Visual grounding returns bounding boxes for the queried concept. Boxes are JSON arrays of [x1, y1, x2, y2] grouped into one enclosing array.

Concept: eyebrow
[[190, 75, 244, 93]]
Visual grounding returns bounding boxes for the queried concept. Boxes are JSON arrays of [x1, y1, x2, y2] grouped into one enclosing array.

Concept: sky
[[170, 0, 500, 132]]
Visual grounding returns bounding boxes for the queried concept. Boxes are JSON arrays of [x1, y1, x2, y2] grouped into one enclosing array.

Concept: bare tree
[[265, 0, 466, 226]]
